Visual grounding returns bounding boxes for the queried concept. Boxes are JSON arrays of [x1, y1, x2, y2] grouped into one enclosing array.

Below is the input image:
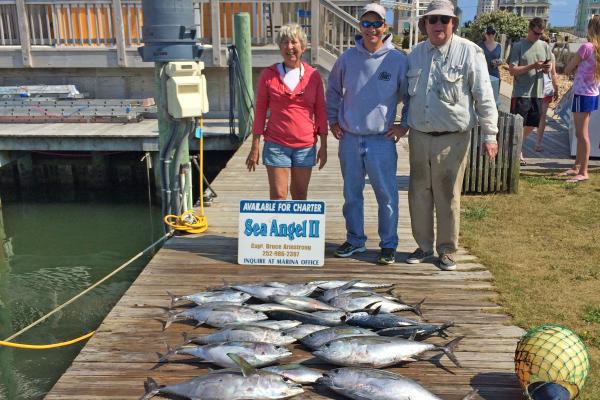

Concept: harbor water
[[0, 183, 163, 399]]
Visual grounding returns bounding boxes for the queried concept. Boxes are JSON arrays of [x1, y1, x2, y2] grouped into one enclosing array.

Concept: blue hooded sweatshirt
[[326, 34, 409, 135]]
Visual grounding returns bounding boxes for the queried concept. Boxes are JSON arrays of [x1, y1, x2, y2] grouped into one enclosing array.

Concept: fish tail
[[166, 290, 180, 309], [157, 344, 175, 363], [181, 332, 191, 345], [461, 389, 479, 400], [438, 321, 455, 338], [440, 336, 464, 368], [139, 377, 160, 400], [411, 298, 426, 317], [163, 310, 179, 330]]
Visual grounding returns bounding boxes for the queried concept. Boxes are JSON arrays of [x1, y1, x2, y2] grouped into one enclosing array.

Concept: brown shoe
[[437, 254, 456, 271]]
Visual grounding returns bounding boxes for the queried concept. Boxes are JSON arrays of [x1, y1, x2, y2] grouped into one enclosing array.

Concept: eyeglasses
[[427, 15, 451, 25], [360, 20, 385, 29]]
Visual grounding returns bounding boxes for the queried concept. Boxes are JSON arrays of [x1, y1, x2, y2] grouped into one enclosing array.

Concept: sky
[[457, 0, 578, 27]]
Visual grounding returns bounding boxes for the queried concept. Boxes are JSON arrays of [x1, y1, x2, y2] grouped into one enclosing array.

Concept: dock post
[[16, 153, 33, 188], [154, 64, 193, 217], [234, 13, 254, 141]]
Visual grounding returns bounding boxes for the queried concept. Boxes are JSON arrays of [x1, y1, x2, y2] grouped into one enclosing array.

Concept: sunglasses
[[427, 15, 452, 25], [360, 20, 385, 29]]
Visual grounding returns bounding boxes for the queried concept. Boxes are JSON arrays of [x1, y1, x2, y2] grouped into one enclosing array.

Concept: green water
[[0, 189, 163, 399]]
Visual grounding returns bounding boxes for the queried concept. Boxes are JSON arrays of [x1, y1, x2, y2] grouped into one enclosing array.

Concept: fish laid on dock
[[167, 289, 251, 308], [299, 326, 375, 350], [182, 325, 296, 345], [163, 305, 267, 330], [261, 364, 324, 384], [378, 322, 455, 339], [318, 367, 477, 400]]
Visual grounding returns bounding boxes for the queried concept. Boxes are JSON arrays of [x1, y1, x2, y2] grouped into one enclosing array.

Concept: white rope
[[3, 232, 171, 342]]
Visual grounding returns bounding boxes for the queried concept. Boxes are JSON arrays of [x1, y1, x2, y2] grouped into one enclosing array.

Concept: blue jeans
[[338, 132, 398, 249]]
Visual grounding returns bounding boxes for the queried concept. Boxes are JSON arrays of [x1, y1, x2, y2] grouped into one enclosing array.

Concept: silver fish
[[345, 310, 421, 330], [310, 310, 349, 324], [141, 354, 303, 399], [310, 280, 394, 290], [158, 341, 292, 368], [300, 326, 374, 350], [270, 295, 340, 312], [329, 292, 424, 316], [284, 324, 329, 339], [319, 280, 362, 302], [182, 325, 296, 345], [163, 305, 267, 330], [231, 285, 293, 302], [167, 290, 250, 308], [236, 320, 302, 330], [262, 364, 324, 384], [246, 303, 297, 312], [378, 322, 454, 340], [313, 336, 464, 368], [318, 367, 477, 400], [266, 309, 345, 326]]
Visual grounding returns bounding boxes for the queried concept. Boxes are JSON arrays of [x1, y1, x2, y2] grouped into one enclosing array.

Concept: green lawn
[[460, 170, 600, 399]]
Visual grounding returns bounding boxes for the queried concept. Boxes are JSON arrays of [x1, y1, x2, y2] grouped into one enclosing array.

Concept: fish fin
[[139, 377, 161, 400], [157, 344, 175, 363], [181, 332, 191, 345], [411, 298, 426, 317], [461, 389, 479, 400], [366, 303, 382, 315], [194, 320, 206, 328], [408, 332, 418, 341], [163, 310, 179, 331], [227, 353, 257, 377], [440, 336, 464, 368], [341, 280, 361, 290], [438, 321, 454, 338], [166, 290, 179, 309]]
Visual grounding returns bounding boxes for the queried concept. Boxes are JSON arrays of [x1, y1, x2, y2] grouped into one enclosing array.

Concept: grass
[[460, 170, 600, 400]]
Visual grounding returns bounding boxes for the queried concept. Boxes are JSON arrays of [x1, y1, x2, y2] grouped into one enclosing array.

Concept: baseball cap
[[360, 3, 386, 20]]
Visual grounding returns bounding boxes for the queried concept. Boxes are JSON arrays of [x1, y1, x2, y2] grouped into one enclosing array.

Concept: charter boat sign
[[238, 200, 326, 266]]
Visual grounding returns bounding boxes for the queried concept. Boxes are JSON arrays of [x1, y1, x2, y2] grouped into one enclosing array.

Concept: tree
[[466, 10, 529, 43]]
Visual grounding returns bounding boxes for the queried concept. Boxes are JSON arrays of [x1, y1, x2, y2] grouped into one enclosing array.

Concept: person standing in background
[[559, 15, 600, 183], [479, 26, 502, 80], [507, 17, 552, 166], [534, 33, 559, 153]]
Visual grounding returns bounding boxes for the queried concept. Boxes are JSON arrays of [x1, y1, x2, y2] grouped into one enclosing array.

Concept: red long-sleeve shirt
[[252, 62, 328, 148]]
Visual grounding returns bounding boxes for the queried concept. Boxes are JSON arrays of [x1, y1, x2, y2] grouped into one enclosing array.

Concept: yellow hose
[[0, 331, 95, 349]]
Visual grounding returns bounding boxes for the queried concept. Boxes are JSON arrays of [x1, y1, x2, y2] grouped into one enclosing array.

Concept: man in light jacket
[[326, 3, 409, 265], [404, 0, 498, 271]]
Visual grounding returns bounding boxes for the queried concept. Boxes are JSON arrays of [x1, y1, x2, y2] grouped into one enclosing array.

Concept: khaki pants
[[408, 129, 471, 255]]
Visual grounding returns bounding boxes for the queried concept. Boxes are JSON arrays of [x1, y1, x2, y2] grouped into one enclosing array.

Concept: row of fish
[[142, 280, 473, 400]]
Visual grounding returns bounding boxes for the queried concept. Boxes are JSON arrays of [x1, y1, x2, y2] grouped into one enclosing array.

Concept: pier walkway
[[45, 137, 525, 400]]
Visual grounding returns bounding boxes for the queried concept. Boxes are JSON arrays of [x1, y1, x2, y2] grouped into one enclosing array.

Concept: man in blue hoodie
[[326, 3, 409, 265]]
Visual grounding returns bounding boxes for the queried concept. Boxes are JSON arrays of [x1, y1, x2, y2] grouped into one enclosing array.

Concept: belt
[[427, 131, 460, 136]]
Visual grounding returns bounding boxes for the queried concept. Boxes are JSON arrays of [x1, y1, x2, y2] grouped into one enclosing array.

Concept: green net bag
[[515, 324, 590, 399]]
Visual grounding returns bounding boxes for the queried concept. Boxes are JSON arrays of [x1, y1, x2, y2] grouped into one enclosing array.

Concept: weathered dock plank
[[45, 137, 525, 400]]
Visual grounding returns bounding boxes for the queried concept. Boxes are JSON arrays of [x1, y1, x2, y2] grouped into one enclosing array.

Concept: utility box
[[164, 61, 209, 118]]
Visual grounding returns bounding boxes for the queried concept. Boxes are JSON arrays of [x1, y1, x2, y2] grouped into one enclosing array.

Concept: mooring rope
[[0, 232, 171, 347]]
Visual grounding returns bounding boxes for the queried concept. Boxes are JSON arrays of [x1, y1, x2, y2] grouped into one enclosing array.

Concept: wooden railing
[[0, 0, 365, 67]]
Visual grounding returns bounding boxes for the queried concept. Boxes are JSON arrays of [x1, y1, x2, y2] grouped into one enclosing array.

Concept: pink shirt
[[252, 63, 328, 148], [574, 42, 599, 96]]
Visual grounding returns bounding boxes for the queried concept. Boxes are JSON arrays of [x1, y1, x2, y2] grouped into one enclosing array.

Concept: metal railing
[[0, 0, 365, 67]]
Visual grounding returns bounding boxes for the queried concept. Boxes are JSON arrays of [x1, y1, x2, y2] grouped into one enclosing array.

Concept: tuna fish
[[167, 290, 250, 308], [300, 326, 375, 350], [235, 320, 302, 330], [318, 367, 477, 400], [182, 325, 296, 345], [329, 292, 424, 316], [163, 305, 267, 330], [246, 303, 298, 312], [284, 324, 329, 339], [232, 283, 317, 301], [309, 310, 349, 325], [270, 295, 340, 312], [345, 310, 421, 330], [158, 341, 292, 368], [313, 336, 464, 368], [266, 309, 345, 327], [378, 322, 454, 340], [262, 364, 324, 384], [310, 280, 394, 290], [141, 354, 303, 399]]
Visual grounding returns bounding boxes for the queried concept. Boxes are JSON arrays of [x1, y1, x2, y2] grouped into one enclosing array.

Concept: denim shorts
[[572, 94, 599, 113], [262, 141, 316, 168]]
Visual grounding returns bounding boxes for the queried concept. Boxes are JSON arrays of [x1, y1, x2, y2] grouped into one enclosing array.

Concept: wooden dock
[[45, 137, 525, 400]]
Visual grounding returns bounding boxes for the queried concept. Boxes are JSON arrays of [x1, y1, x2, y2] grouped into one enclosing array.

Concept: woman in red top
[[245, 23, 328, 200]]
